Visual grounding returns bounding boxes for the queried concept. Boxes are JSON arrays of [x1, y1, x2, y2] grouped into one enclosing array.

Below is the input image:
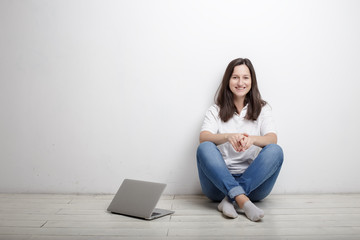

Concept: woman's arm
[[200, 131, 277, 152]]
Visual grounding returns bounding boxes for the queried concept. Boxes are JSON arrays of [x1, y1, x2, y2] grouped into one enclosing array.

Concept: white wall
[[1, 0, 360, 194]]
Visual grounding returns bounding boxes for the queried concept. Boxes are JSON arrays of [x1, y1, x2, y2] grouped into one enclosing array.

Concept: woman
[[197, 58, 283, 221]]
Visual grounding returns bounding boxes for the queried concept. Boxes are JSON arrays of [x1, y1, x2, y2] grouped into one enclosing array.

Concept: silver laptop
[[107, 179, 175, 220]]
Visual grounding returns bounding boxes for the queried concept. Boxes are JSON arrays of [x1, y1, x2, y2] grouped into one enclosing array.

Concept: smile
[[235, 87, 246, 90]]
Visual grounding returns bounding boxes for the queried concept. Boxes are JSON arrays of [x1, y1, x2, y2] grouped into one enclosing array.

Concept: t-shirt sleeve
[[200, 105, 220, 134], [260, 104, 277, 136]]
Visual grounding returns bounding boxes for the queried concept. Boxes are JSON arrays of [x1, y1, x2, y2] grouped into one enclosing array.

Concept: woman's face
[[229, 64, 252, 99]]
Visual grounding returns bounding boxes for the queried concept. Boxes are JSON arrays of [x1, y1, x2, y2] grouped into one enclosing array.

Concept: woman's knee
[[264, 144, 284, 164], [196, 141, 217, 161], [197, 141, 216, 153]]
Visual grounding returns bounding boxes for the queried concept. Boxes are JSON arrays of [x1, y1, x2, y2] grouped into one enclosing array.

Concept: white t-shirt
[[200, 104, 277, 174]]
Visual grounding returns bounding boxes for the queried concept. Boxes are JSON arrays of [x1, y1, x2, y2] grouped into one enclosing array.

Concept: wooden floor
[[0, 193, 360, 240]]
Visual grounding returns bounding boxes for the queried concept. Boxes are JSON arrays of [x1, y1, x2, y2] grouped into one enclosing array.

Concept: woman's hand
[[239, 134, 255, 151], [238, 133, 277, 151], [227, 133, 249, 152]]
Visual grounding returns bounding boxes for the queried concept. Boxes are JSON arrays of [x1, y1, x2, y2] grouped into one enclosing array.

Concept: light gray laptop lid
[[107, 179, 174, 220]]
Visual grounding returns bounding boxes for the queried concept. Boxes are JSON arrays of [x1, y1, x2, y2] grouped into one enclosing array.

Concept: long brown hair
[[215, 58, 266, 122]]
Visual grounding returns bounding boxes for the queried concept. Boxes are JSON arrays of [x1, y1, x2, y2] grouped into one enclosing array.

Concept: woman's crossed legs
[[196, 141, 283, 221]]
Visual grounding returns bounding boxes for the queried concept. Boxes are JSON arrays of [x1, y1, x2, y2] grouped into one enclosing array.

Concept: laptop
[[107, 179, 175, 220]]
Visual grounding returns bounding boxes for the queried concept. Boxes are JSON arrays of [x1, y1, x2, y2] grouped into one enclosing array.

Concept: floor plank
[[0, 193, 359, 239]]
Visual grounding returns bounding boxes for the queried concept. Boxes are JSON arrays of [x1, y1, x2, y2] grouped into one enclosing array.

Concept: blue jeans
[[196, 141, 283, 202]]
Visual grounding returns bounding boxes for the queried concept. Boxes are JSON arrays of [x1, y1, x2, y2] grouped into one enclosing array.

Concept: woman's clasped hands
[[227, 133, 254, 152]]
